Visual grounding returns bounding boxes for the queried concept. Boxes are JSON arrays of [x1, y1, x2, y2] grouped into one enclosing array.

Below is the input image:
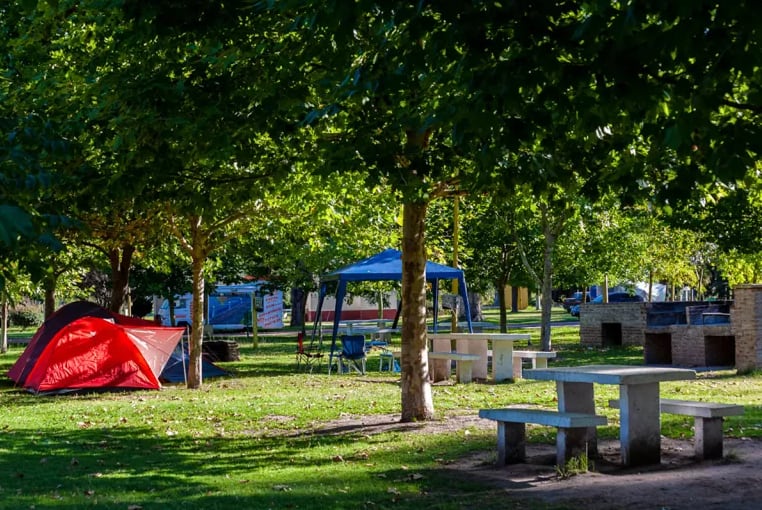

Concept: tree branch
[[166, 211, 194, 257], [721, 99, 762, 114]]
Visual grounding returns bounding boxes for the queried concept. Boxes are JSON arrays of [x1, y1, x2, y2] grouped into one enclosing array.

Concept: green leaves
[[0, 205, 35, 248]]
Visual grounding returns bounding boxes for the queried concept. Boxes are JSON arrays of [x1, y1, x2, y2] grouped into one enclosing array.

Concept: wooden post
[[251, 292, 259, 349]]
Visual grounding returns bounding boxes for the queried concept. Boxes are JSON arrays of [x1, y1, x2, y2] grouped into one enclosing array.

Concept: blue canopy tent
[[311, 248, 473, 371]]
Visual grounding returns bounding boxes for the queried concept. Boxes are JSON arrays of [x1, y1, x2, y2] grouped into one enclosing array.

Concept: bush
[[9, 300, 44, 329]]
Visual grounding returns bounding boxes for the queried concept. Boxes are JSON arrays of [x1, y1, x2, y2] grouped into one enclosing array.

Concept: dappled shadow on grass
[[279, 416, 426, 438], [2, 425, 223, 508], [0, 417, 504, 509], [0, 384, 168, 409], [352, 376, 402, 387]]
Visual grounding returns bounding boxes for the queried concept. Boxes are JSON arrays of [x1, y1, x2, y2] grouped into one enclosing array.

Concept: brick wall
[[579, 302, 647, 347], [579, 288, 762, 370], [731, 284, 762, 373], [670, 324, 734, 367]]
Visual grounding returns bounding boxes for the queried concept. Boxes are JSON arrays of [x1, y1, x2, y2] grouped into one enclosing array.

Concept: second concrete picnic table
[[429, 332, 532, 382]]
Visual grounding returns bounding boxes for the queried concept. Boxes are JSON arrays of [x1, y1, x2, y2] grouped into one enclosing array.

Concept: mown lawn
[[0, 318, 760, 510]]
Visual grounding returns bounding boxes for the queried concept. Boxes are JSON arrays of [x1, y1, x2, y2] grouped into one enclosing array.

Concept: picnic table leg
[[455, 360, 474, 384], [512, 356, 524, 380], [492, 341, 515, 382], [456, 338, 488, 380], [694, 416, 724, 460], [533, 358, 549, 369], [496, 421, 526, 465], [619, 382, 661, 466], [430, 337, 451, 382], [556, 381, 598, 458], [556, 426, 591, 466]]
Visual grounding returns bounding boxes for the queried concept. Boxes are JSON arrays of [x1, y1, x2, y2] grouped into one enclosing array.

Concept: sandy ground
[[316, 412, 762, 510], [452, 435, 762, 510]]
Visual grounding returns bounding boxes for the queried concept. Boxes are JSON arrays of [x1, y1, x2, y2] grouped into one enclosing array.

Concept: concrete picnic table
[[429, 332, 532, 382], [523, 364, 697, 466]]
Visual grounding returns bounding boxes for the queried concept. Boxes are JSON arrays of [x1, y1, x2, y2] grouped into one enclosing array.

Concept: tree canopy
[[1, 1, 760, 417]]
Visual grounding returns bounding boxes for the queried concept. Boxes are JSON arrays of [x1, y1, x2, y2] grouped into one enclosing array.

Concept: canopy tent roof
[[312, 249, 473, 371], [321, 248, 467, 283]]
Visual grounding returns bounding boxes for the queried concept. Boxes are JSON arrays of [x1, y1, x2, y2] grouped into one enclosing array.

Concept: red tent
[[8, 301, 184, 394]]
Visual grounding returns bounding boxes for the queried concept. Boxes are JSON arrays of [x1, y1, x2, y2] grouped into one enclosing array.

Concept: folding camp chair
[[296, 332, 323, 373], [338, 334, 367, 375], [379, 348, 401, 373]]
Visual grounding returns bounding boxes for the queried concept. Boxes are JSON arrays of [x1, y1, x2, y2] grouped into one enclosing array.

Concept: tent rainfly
[[312, 248, 473, 370], [8, 301, 186, 394]]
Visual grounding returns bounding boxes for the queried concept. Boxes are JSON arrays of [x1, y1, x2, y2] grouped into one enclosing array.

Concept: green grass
[[0, 327, 760, 509], [480, 306, 579, 326]]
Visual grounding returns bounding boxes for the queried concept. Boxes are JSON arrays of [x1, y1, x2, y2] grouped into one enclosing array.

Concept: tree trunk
[[43, 273, 57, 319], [400, 200, 435, 422], [539, 219, 557, 352], [108, 244, 135, 313], [511, 286, 519, 313], [290, 287, 306, 329], [1, 297, 7, 354], [168, 297, 177, 326], [465, 291, 483, 321], [497, 280, 507, 333], [187, 252, 206, 389]]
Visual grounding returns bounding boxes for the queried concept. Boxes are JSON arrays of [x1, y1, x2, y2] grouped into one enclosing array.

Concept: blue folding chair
[[338, 335, 367, 375]]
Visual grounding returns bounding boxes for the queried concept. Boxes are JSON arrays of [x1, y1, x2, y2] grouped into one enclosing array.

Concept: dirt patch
[[312, 412, 761, 510]]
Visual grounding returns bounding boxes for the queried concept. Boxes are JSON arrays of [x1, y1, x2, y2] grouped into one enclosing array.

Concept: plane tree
[[291, 2, 499, 421], [0, 2, 74, 295], [0, 1, 172, 314], [108, 3, 320, 388], [0, 3, 54, 253], [5, 1, 314, 386], [285, 0, 625, 413]]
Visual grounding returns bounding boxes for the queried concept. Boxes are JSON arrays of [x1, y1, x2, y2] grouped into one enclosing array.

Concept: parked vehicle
[[562, 291, 590, 312], [570, 292, 644, 317]]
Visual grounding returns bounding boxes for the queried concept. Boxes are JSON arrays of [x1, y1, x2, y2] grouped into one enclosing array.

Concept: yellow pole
[[451, 195, 459, 332], [251, 292, 259, 349]]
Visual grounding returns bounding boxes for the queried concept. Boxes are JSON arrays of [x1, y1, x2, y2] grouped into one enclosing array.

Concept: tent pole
[[311, 283, 327, 349], [328, 281, 346, 374], [459, 275, 473, 333], [181, 340, 187, 385], [392, 296, 402, 329], [432, 280, 439, 333]]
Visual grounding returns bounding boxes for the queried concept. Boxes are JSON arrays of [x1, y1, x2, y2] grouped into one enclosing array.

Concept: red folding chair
[[296, 332, 323, 373]]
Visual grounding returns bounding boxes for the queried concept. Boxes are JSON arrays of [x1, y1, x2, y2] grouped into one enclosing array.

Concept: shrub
[[9, 300, 44, 330]]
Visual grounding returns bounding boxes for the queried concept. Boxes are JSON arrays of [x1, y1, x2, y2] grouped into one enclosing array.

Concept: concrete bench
[[609, 398, 744, 459], [511, 350, 557, 379], [479, 408, 607, 466], [428, 352, 480, 383]]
